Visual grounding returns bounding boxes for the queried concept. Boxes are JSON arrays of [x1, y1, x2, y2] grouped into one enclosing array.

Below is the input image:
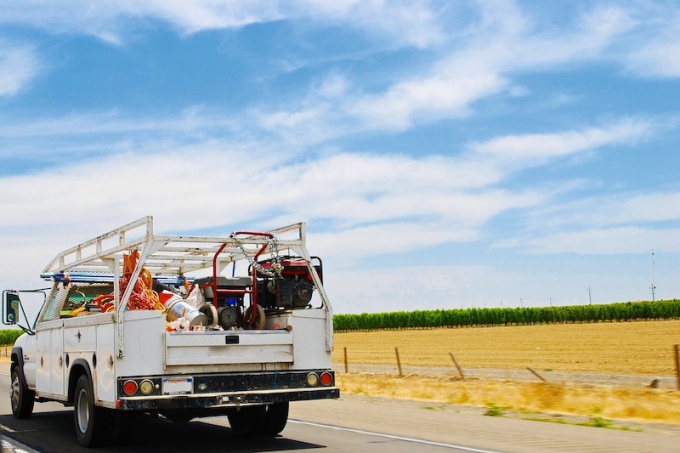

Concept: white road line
[[289, 419, 503, 453], [0, 435, 41, 453]]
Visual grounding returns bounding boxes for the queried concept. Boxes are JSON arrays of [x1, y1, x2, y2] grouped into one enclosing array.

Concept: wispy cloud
[[618, 4, 680, 78], [249, 3, 658, 137], [511, 227, 680, 255], [0, 42, 39, 96], [468, 118, 654, 164], [0, 135, 550, 275], [0, 1, 678, 311], [0, 0, 445, 49], [494, 188, 680, 255], [350, 61, 507, 130], [524, 191, 680, 231]]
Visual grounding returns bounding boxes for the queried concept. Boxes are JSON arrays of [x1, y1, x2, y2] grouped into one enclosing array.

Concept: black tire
[[110, 411, 136, 446], [73, 374, 110, 447], [263, 402, 289, 436], [228, 402, 289, 437], [228, 405, 265, 436], [10, 366, 34, 419], [164, 414, 194, 424]]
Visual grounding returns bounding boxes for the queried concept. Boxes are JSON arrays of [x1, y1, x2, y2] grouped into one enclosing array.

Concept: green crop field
[[333, 299, 680, 331]]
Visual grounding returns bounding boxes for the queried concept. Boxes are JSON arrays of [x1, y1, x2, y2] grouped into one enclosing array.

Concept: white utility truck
[[3, 217, 338, 447]]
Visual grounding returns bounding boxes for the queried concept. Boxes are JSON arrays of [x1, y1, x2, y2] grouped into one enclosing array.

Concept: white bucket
[[164, 295, 208, 327]]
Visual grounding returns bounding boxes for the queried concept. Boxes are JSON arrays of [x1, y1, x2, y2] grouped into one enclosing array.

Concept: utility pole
[[587, 287, 592, 305], [650, 249, 657, 302]]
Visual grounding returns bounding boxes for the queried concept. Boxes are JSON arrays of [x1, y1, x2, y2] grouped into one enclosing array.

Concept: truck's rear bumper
[[116, 369, 339, 411], [118, 386, 339, 410]]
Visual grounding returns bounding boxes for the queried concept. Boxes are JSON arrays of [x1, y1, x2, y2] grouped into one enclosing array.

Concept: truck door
[[35, 329, 51, 392], [50, 328, 65, 395]]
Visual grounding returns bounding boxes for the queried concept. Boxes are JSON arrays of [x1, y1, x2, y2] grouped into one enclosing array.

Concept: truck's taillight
[[320, 372, 333, 386], [139, 380, 155, 395], [306, 372, 319, 387], [123, 380, 138, 396]]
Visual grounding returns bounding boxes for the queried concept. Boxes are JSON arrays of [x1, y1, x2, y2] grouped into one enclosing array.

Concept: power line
[[650, 249, 657, 302]]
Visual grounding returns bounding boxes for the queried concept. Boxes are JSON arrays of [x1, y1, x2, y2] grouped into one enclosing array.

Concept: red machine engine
[[256, 256, 322, 310]]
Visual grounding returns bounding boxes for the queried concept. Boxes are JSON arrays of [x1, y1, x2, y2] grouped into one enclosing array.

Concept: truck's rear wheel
[[228, 402, 289, 436], [110, 411, 136, 445], [74, 374, 110, 447], [228, 406, 262, 436], [263, 402, 289, 436], [10, 367, 34, 419]]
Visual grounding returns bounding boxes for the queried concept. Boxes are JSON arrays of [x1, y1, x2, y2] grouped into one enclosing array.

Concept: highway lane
[[1, 364, 678, 452], [0, 367, 496, 453]]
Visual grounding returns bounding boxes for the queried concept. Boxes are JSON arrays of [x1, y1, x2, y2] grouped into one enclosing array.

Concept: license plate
[[162, 377, 194, 395]]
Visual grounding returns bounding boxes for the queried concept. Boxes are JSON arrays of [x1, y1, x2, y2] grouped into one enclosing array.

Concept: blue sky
[[0, 1, 679, 314]]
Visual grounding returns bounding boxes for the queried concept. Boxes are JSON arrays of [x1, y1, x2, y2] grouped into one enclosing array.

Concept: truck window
[[41, 284, 70, 322]]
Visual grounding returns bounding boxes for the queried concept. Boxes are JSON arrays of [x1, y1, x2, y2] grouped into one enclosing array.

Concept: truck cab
[[3, 216, 338, 447]]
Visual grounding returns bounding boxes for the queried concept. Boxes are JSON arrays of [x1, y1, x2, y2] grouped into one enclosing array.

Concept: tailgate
[[164, 330, 294, 366]]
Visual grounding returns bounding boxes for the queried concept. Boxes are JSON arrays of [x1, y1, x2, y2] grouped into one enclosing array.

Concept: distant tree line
[[333, 299, 680, 332], [2, 301, 678, 338], [0, 329, 24, 345]]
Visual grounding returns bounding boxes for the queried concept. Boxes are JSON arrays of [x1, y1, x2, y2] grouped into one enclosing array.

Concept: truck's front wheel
[[10, 366, 34, 419], [74, 374, 110, 447]]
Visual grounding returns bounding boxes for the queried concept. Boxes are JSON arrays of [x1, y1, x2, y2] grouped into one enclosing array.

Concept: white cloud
[[2, 1, 680, 316], [626, 34, 680, 78], [619, 6, 680, 78], [351, 64, 507, 130], [520, 190, 680, 234], [0, 137, 549, 283], [509, 85, 529, 97], [620, 193, 680, 223], [315, 72, 350, 99], [0, 43, 39, 96], [468, 118, 653, 164], [312, 224, 479, 264], [0, 108, 206, 138], [324, 260, 661, 313], [0, 1, 283, 41], [511, 227, 680, 255], [295, 0, 447, 49], [0, 0, 444, 49], [2, 1, 671, 137], [289, 3, 647, 134], [494, 186, 680, 256]]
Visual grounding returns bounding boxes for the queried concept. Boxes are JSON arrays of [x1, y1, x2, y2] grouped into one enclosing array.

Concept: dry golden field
[[333, 320, 680, 374], [332, 320, 680, 425], [1, 323, 678, 424]]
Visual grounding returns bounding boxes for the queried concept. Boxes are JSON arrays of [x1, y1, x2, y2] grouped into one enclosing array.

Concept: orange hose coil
[[93, 251, 164, 312]]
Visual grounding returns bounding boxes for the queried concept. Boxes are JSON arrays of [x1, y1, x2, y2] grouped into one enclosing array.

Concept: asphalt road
[[0, 365, 678, 452]]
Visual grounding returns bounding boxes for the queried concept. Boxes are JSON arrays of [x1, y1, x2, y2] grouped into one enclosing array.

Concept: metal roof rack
[[42, 216, 308, 276], [40, 216, 331, 357]]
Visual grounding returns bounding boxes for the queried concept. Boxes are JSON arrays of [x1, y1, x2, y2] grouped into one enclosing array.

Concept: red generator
[[255, 256, 322, 310]]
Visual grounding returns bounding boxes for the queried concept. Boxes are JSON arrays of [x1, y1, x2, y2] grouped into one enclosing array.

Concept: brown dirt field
[[332, 320, 680, 425]]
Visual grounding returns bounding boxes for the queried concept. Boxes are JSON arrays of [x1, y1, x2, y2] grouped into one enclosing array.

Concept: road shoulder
[[290, 394, 680, 453]]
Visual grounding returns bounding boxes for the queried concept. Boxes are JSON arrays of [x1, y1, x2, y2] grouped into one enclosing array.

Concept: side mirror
[[3, 291, 21, 325]]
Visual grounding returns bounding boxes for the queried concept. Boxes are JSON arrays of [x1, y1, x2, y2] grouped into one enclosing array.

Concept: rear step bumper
[[116, 369, 338, 410], [118, 386, 339, 410]]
